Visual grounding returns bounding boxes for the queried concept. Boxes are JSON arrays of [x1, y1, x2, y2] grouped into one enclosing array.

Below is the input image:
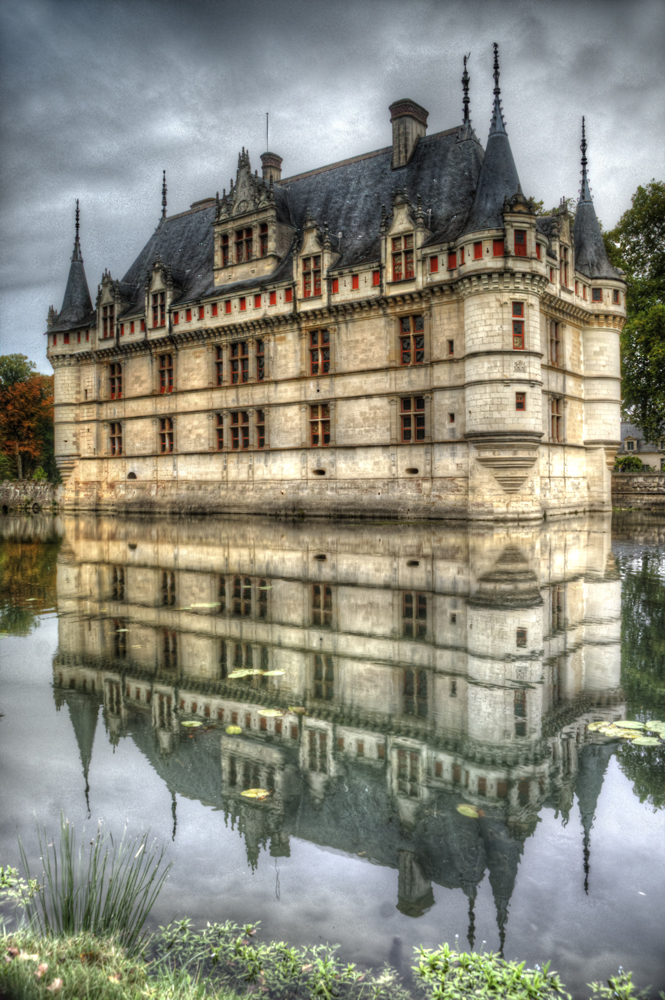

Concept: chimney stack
[[261, 152, 283, 184], [389, 99, 428, 169]]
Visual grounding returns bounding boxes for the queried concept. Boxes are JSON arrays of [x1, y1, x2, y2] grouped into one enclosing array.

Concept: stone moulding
[[466, 431, 543, 493]]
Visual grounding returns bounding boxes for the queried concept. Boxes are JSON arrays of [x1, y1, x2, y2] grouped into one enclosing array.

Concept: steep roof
[[51, 202, 95, 332], [573, 119, 622, 280]]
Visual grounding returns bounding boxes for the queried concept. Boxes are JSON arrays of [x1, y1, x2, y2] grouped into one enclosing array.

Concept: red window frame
[[130, 321, 135, 334], [256, 339, 265, 382], [102, 304, 114, 339], [429, 257, 439, 273], [140, 319, 145, 332], [310, 404, 330, 447], [235, 227, 253, 263], [198, 306, 205, 320], [332, 278, 339, 294], [473, 241, 482, 260], [259, 223, 268, 258], [231, 341, 248, 384], [512, 302, 524, 350], [63, 333, 70, 344], [109, 421, 122, 455], [269, 291, 276, 305], [493, 239, 504, 257], [159, 417, 174, 453], [212, 302, 218, 317], [152, 292, 166, 328], [215, 346, 223, 386], [592, 287, 602, 302], [119, 323, 124, 337], [256, 409, 265, 449], [216, 413, 223, 450], [220, 234, 229, 267], [186, 308, 192, 322], [447, 252, 457, 270], [225, 300, 231, 314], [391, 234, 414, 281], [514, 230, 527, 257], [401, 397, 425, 442], [254, 294, 261, 308], [516, 392, 526, 411], [351, 274, 359, 290], [447, 339, 454, 355], [239, 297, 246, 311], [231, 411, 249, 450], [536, 243, 541, 260], [173, 312, 179, 325], [399, 314, 425, 366], [310, 330, 330, 376], [159, 354, 173, 394], [285, 288, 293, 303], [372, 269, 380, 285], [109, 362, 122, 399]]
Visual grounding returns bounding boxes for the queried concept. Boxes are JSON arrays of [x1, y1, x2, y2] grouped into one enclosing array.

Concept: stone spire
[[72, 198, 82, 261], [462, 43, 521, 233], [457, 53, 477, 143], [64, 689, 100, 816], [575, 742, 614, 895], [161, 170, 167, 221], [572, 118, 622, 279], [54, 200, 94, 329]]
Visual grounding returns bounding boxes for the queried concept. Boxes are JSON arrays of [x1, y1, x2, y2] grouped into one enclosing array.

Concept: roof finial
[[161, 170, 167, 220], [71, 198, 82, 262], [493, 41, 500, 96], [462, 53, 471, 124], [489, 42, 507, 135], [579, 116, 591, 203]]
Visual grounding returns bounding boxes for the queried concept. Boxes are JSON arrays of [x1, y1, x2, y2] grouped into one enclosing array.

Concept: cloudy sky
[[1, 0, 663, 371]]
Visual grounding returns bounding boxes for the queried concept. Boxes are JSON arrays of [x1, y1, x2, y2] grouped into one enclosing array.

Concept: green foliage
[[588, 970, 656, 1000], [16, 817, 172, 956], [0, 354, 36, 390], [413, 943, 570, 1000], [0, 865, 40, 909], [614, 455, 644, 472]]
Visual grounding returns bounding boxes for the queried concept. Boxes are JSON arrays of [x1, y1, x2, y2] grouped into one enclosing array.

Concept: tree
[[0, 353, 36, 390], [605, 181, 665, 442], [0, 374, 53, 480]]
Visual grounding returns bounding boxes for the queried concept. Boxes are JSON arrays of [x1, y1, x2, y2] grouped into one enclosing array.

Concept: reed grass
[[18, 816, 171, 955]]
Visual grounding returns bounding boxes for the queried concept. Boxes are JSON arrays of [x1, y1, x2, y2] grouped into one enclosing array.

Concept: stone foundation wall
[[0, 481, 59, 512], [612, 472, 665, 510]]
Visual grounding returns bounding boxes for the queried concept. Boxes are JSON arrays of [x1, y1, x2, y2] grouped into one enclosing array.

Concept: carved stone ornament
[[514, 360, 527, 373], [468, 432, 542, 493]]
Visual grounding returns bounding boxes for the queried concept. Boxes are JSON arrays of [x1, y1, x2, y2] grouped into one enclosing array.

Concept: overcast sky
[[1, 0, 663, 371]]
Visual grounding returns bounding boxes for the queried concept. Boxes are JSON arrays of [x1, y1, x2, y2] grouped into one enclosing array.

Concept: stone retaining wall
[[0, 481, 59, 512], [612, 472, 665, 510]]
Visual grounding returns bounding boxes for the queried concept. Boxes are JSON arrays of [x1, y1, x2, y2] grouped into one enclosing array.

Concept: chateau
[[46, 47, 625, 520]]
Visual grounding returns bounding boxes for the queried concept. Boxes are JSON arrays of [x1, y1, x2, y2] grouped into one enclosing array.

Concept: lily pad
[[646, 721, 665, 731], [262, 670, 285, 677], [615, 720, 645, 729], [288, 706, 306, 715], [457, 804, 479, 819], [601, 725, 636, 739], [226, 725, 242, 735], [258, 709, 284, 718], [181, 721, 202, 728], [587, 721, 608, 732], [241, 788, 272, 800], [631, 736, 662, 746]]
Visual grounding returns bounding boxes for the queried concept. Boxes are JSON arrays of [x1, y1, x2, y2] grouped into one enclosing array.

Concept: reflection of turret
[[575, 741, 614, 894], [62, 689, 100, 815], [480, 817, 524, 956], [397, 851, 434, 917]]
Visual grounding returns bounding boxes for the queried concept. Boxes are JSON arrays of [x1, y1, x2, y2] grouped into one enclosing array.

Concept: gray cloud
[[1, 0, 663, 369]]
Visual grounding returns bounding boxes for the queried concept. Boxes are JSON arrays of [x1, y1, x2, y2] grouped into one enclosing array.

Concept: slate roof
[[573, 198, 622, 280], [51, 241, 95, 333], [619, 421, 662, 452]]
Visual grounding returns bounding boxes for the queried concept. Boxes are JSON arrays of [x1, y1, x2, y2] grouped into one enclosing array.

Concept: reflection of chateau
[[53, 514, 624, 948]]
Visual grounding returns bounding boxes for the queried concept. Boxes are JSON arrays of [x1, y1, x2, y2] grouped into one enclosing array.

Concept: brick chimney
[[261, 152, 283, 184], [389, 99, 428, 169]]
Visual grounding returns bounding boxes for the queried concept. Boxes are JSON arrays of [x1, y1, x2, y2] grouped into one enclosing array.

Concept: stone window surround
[[212, 407, 269, 452]]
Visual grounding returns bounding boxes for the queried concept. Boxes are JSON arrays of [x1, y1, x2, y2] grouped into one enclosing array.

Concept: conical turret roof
[[50, 200, 95, 332], [463, 44, 521, 234], [573, 119, 622, 280]]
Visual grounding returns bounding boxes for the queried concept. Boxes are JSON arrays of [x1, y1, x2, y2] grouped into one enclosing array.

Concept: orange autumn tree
[[0, 374, 54, 480]]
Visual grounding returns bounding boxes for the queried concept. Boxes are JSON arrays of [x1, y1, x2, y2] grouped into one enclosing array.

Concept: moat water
[[1, 512, 664, 995]]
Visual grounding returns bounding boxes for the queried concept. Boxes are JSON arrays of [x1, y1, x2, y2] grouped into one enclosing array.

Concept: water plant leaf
[[258, 709, 284, 718], [262, 670, 285, 677], [181, 721, 202, 728], [600, 725, 637, 739], [615, 720, 645, 729], [226, 725, 242, 735], [646, 720, 665, 731], [241, 788, 272, 800], [587, 721, 609, 731], [288, 706, 306, 715], [631, 736, 662, 746], [456, 804, 479, 818]]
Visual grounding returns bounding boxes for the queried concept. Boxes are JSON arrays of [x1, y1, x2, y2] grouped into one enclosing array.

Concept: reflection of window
[[313, 653, 334, 699], [308, 729, 328, 772], [163, 629, 178, 669], [220, 640, 227, 679], [234, 643, 253, 668], [157, 693, 172, 728], [397, 748, 419, 798], [112, 566, 125, 601], [518, 779, 530, 805], [312, 584, 333, 627], [516, 628, 527, 647], [402, 592, 426, 638], [514, 690, 526, 737], [478, 777, 487, 796], [233, 577, 252, 616], [114, 619, 127, 659], [162, 571, 176, 606], [551, 585, 564, 632], [258, 579, 268, 618], [400, 315, 424, 365], [403, 668, 427, 716]]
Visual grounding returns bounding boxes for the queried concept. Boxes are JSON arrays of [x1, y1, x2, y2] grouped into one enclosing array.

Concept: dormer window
[[561, 247, 569, 288], [514, 230, 527, 257], [102, 304, 114, 339], [260, 223, 268, 257], [392, 235, 414, 281], [625, 439, 635, 452], [235, 228, 253, 263], [221, 234, 229, 267], [303, 256, 321, 297], [152, 292, 165, 328]]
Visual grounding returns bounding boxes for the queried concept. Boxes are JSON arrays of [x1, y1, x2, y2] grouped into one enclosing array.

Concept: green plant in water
[[16, 816, 171, 956]]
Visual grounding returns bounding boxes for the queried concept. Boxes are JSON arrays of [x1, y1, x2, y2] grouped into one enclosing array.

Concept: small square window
[[212, 303, 218, 316], [592, 288, 602, 302], [332, 278, 339, 293], [352, 274, 359, 290], [225, 300, 231, 314], [448, 412, 455, 423], [372, 269, 380, 285], [447, 340, 454, 355], [269, 291, 276, 305], [285, 288, 293, 303], [473, 241, 482, 260], [429, 257, 439, 273], [516, 392, 526, 411], [448, 251, 457, 270], [240, 297, 246, 311], [613, 289, 620, 304]]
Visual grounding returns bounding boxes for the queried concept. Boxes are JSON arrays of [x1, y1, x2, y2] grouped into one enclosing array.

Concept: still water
[[1, 512, 664, 994]]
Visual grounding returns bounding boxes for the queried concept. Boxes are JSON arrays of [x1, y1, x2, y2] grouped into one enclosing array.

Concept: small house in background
[[618, 422, 665, 471]]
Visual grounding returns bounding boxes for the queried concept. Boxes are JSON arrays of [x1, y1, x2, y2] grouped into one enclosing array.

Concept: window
[[303, 256, 322, 297], [159, 354, 173, 393], [551, 584, 564, 633], [197, 306, 204, 320], [392, 234, 414, 281], [269, 291, 276, 305], [448, 412, 455, 423], [221, 234, 229, 266], [429, 257, 439, 273], [372, 269, 380, 285], [514, 230, 527, 257], [140, 319, 146, 332], [561, 247, 569, 288], [549, 321, 560, 366], [583, 285, 587, 300], [351, 274, 359, 290], [447, 339, 454, 356], [114, 619, 127, 659], [308, 730, 328, 773], [112, 566, 125, 601], [310, 330, 330, 375], [233, 577, 252, 616], [516, 628, 527, 647], [256, 410, 265, 448], [626, 439, 635, 452], [285, 287, 293, 303], [397, 749, 419, 798], [258, 579, 268, 618], [212, 303, 218, 317], [102, 304, 115, 338], [450, 679, 457, 697], [312, 584, 333, 626], [400, 314, 425, 365], [613, 289, 620, 304], [514, 690, 527, 737], [163, 630, 177, 670], [592, 288, 602, 302], [310, 404, 330, 446], [231, 411, 249, 449], [512, 302, 524, 350], [313, 653, 334, 699], [216, 413, 224, 450], [130, 321, 135, 334], [403, 592, 426, 638], [109, 422, 122, 455], [186, 309, 192, 322], [331, 278, 339, 293], [254, 294, 261, 308], [473, 241, 482, 260], [550, 397, 562, 442], [109, 362, 122, 399], [152, 292, 165, 328], [119, 323, 124, 337], [516, 392, 526, 411], [215, 346, 224, 385], [239, 297, 246, 311], [447, 251, 457, 270], [493, 239, 504, 257], [536, 243, 541, 260], [231, 342, 248, 383], [549, 267, 554, 283], [256, 339, 265, 381], [235, 227, 253, 262], [401, 397, 425, 442], [260, 223, 268, 257], [63, 333, 70, 344], [159, 417, 174, 453], [225, 300, 232, 314], [403, 668, 427, 717], [173, 312, 179, 325], [162, 571, 176, 606]]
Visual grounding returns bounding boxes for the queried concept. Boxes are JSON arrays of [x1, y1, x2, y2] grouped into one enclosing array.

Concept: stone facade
[[45, 52, 625, 521]]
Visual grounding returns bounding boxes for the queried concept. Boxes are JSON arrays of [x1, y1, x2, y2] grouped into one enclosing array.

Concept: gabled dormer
[[502, 189, 541, 263], [143, 255, 182, 333], [97, 271, 120, 343], [383, 189, 431, 285], [298, 212, 340, 301], [213, 148, 295, 286]]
